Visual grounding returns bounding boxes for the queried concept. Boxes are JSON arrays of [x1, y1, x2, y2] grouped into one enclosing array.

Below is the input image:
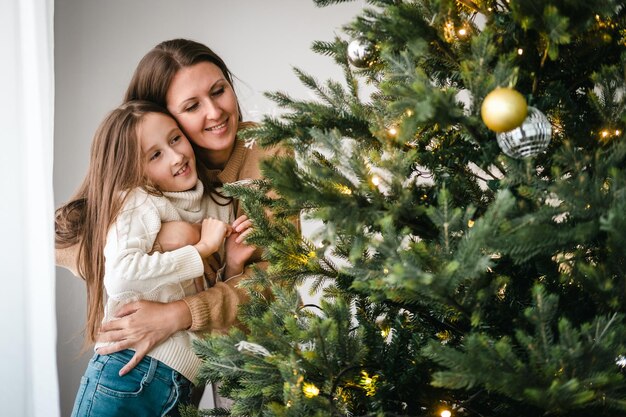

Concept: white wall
[[54, 0, 364, 415]]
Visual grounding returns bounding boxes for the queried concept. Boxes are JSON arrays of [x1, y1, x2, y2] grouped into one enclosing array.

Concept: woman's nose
[[203, 99, 222, 121]]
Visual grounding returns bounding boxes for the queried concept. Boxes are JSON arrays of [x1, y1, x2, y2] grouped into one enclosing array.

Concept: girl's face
[[139, 112, 197, 192], [165, 61, 239, 168]]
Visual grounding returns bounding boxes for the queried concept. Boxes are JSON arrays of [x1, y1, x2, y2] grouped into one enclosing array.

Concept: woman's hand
[[225, 215, 256, 278], [95, 299, 191, 376]]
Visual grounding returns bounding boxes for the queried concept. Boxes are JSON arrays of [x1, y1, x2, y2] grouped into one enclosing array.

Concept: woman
[[57, 39, 290, 391]]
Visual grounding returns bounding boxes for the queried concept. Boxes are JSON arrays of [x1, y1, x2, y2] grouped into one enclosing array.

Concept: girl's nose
[[170, 149, 184, 165]]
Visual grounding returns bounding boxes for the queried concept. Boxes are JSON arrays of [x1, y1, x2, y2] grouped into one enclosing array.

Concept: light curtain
[[0, 0, 59, 416]]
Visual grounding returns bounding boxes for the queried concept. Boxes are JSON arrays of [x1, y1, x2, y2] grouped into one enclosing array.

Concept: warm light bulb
[[441, 410, 452, 417], [467, 219, 475, 228], [616, 129, 621, 136], [497, 284, 507, 300], [360, 371, 379, 396], [303, 383, 320, 398], [372, 175, 381, 186], [457, 28, 467, 36], [388, 127, 398, 137], [336, 184, 352, 195], [443, 21, 456, 42], [517, 48, 524, 55], [601, 130, 610, 138]]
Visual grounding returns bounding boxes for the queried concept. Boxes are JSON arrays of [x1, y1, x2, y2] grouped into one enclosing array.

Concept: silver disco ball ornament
[[496, 106, 552, 159], [347, 37, 375, 68]]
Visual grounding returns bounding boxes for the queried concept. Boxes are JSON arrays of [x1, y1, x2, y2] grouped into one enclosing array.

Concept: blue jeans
[[71, 350, 194, 417]]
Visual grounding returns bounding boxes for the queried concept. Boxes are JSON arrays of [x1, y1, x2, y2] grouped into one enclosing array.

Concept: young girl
[[55, 100, 255, 417]]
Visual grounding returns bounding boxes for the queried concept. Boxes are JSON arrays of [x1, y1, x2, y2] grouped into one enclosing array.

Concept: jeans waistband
[[93, 349, 190, 385]]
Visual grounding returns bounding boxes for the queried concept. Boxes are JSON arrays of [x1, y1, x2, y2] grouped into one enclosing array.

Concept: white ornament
[[496, 106, 552, 159], [235, 341, 271, 357], [347, 38, 374, 68], [244, 137, 257, 149]]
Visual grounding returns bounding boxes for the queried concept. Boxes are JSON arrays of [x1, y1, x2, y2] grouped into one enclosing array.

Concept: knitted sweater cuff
[[174, 245, 206, 281], [182, 294, 211, 332]]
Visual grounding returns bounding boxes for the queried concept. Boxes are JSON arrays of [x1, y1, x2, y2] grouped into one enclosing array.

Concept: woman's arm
[[183, 266, 256, 330], [95, 273, 249, 375], [95, 299, 191, 375]]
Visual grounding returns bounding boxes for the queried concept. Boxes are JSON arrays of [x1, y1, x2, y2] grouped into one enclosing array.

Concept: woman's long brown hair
[[55, 101, 170, 344]]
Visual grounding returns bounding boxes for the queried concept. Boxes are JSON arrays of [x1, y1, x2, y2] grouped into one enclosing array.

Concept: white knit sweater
[[95, 181, 232, 382]]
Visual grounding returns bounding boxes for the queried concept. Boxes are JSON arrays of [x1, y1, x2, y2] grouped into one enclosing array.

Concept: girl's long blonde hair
[[55, 100, 171, 344]]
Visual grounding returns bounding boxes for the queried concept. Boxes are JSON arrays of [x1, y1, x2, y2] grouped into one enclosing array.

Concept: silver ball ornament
[[496, 106, 552, 159], [347, 38, 374, 68]]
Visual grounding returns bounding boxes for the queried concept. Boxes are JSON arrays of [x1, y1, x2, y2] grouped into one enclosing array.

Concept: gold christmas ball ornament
[[481, 87, 528, 132]]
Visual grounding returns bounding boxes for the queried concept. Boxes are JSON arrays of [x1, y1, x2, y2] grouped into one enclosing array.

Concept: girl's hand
[[95, 299, 191, 376], [194, 218, 231, 258]]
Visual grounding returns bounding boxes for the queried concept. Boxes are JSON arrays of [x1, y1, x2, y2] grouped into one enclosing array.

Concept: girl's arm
[[104, 197, 203, 296], [104, 196, 228, 297]]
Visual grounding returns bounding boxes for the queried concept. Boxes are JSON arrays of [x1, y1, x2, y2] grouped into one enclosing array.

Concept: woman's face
[[165, 61, 239, 168]]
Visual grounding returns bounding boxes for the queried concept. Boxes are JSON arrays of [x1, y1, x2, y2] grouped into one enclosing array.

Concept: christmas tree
[[188, 1, 626, 416]]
